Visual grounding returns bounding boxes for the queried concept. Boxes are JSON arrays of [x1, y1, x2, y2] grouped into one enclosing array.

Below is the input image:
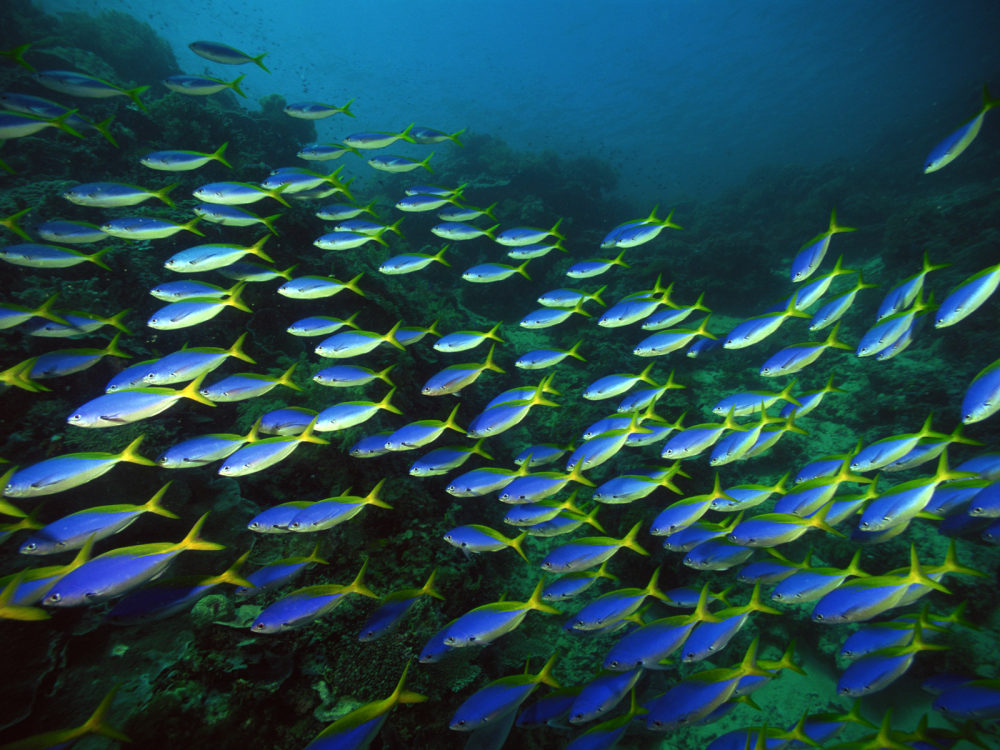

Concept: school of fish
[[0, 31, 999, 750]]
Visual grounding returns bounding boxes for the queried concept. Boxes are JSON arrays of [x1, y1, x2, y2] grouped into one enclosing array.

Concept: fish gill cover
[[0, 0, 998, 748]]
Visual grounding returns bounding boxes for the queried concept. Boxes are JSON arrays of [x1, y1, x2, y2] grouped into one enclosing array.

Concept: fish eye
[[48, 593, 61, 602], [23, 542, 36, 551], [814, 613, 824, 620]]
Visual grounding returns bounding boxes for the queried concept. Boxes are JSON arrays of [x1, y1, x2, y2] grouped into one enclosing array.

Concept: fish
[[0, 109, 83, 139], [189, 40, 270, 71], [288, 312, 360, 338], [250, 560, 377, 633], [858, 452, 973, 531], [537, 286, 607, 309], [0, 92, 115, 144], [519, 300, 593, 328], [105, 552, 252, 624], [35, 69, 149, 110], [314, 388, 403, 432], [385, 403, 464, 449], [0, 293, 67, 330], [450, 653, 559, 731], [140, 143, 231, 171], [315, 322, 404, 359], [218, 419, 329, 476], [583, 362, 661, 400], [157, 423, 259, 468], [288, 481, 392, 532], [495, 218, 564, 247], [369, 153, 434, 173], [466, 388, 559, 439], [278, 272, 365, 299], [645, 639, 771, 731], [836, 622, 947, 697], [567, 669, 642, 724], [680, 586, 780, 662], [434, 321, 503, 353], [601, 206, 682, 249], [771, 550, 866, 603], [147, 285, 251, 330], [779, 373, 846, 419], [63, 181, 177, 207], [0, 243, 111, 270], [422, 343, 504, 395], [410, 126, 466, 145], [193, 181, 288, 206], [379, 245, 450, 274], [446, 465, 527, 497], [441, 580, 559, 648], [444, 525, 528, 560], [299, 143, 363, 161], [711, 381, 800, 416], [540, 521, 647, 573], [26, 307, 130, 339], [101, 215, 204, 240], [789, 254, 855, 310], [358, 570, 444, 641], [3, 434, 155, 499], [641, 292, 711, 331], [789, 209, 856, 282], [19, 482, 178, 555], [201, 364, 300, 402], [430, 221, 498, 240], [876, 251, 949, 321], [932, 678, 1000, 721], [304, 662, 426, 750], [727, 501, 843, 548], [962, 357, 1000, 424], [723, 296, 810, 349], [850, 414, 952, 472], [462, 259, 531, 283], [569, 567, 669, 631], [439, 201, 498, 222], [811, 545, 951, 624], [29, 333, 129, 379], [566, 249, 630, 279], [164, 235, 271, 272], [514, 341, 586, 370], [934, 261, 1000, 328], [592, 462, 687, 504], [284, 99, 355, 118], [924, 84, 1000, 172], [809, 272, 878, 330], [343, 124, 417, 149], [565, 412, 654, 472], [409, 439, 492, 476], [313, 230, 389, 250], [0, 685, 130, 749], [164, 73, 246, 97], [34, 219, 107, 244], [314, 363, 395, 388], [759, 321, 851, 376], [42, 513, 224, 607], [659, 411, 745, 461], [855, 290, 934, 357], [193, 203, 281, 234]]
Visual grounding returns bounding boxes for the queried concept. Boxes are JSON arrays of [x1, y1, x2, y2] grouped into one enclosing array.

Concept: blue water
[[37, 0, 1000, 201], [3, 1, 1000, 748]]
